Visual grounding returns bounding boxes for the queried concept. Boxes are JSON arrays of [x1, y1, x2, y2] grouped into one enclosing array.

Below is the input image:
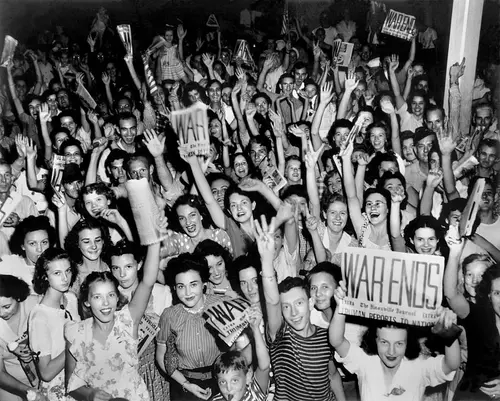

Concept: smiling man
[[260, 225, 345, 401]]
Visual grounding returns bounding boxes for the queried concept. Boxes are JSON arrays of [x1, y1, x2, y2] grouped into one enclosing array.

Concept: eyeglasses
[[366, 201, 386, 209]]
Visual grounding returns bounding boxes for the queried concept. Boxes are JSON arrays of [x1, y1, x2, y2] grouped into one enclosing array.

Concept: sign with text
[[204, 298, 251, 346], [340, 248, 444, 326], [381, 9, 416, 41], [171, 105, 210, 156]]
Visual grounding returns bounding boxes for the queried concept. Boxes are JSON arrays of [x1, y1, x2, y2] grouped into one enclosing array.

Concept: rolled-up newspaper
[[0, 35, 18, 67], [117, 24, 133, 56], [124, 178, 168, 245]]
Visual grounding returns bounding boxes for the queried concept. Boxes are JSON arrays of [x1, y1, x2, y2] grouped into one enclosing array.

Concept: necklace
[[183, 296, 206, 315]]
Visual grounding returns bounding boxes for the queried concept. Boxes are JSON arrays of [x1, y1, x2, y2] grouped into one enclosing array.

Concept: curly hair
[[105, 239, 144, 267], [360, 321, 420, 360], [170, 194, 214, 233], [0, 274, 30, 302], [33, 248, 78, 295], [403, 216, 446, 253], [77, 182, 116, 219], [79, 271, 128, 319], [9, 216, 56, 257], [64, 219, 111, 265], [164, 252, 210, 290], [194, 239, 233, 274]]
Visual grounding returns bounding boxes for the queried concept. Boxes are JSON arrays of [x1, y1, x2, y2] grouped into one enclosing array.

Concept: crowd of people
[[0, 1, 499, 400]]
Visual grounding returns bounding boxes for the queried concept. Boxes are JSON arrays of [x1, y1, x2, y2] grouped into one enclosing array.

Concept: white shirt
[[340, 343, 455, 401]]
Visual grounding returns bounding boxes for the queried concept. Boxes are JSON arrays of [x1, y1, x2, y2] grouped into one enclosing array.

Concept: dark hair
[[206, 172, 233, 188], [33, 248, 78, 295], [439, 197, 467, 225], [251, 92, 272, 106], [247, 136, 272, 160], [377, 171, 407, 209], [214, 350, 249, 376], [165, 253, 210, 289], [64, 219, 111, 265], [224, 184, 255, 215], [9, 216, 55, 257], [49, 127, 70, 145], [171, 194, 213, 233], [478, 138, 500, 153], [0, 274, 30, 302], [403, 216, 446, 253], [320, 192, 347, 216], [360, 321, 420, 360], [475, 265, 500, 307], [229, 251, 263, 300], [362, 188, 392, 214], [105, 149, 129, 178], [293, 62, 307, 73], [280, 184, 308, 203], [79, 271, 128, 319], [105, 239, 143, 267], [117, 111, 137, 126], [425, 104, 446, 121], [327, 119, 353, 149], [78, 183, 116, 219], [307, 262, 341, 288], [408, 90, 429, 114], [278, 276, 310, 297], [59, 138, 83, 157], [194, 239, 233, 272]]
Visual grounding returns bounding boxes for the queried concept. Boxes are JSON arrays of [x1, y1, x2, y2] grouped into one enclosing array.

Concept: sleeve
[[159, 234, 181, 271], [448, 84, 461, 138], [337, 342, 370, 376], [28, 310, 53, 357], [165, 330, 180, 376], [266, 320, 286, 346], [421, 355, 456, 387], [396, 102, 409, 116], [157, 307, 172, 345], [215, 229, 233, 255]]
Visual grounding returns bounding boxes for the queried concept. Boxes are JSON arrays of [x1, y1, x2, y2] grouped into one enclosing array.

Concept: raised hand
[[254, 215, 277, 262], [320, 80, 336, 104], [437, 127, 456, 156], [276, 201, 295, 224], [390, 185, 405, 204], [426, 168, 443, 189], [304, 144, 325, 170], [444, 225, 464, 253], [289, 124, 306, 138], [25, 138, 37, 159], [235, 66, 246, 81], [305, 211, 319, 231], [333, 280, 347, 305], [15, 135, 27, 159], [142, 129, 165, 158], [99, 209, 124, 225], [195, 37, 204, 51], [202, 53, 214, 68], [238, 177, 263, 192], [87, 110, 98, 124], [51, 190, 66, 209], [344, 71, 359, 92], [39, 103, 52, 124], [245, 103, 257, 119], [388, 54, 399, 73], [380, 97, 395, 114], [101, 72, 110, 85], [76, 72, 85, 86], [247, 305, 263, 329], [177, 25, 187, 41], [449, 57, 466, 81], [263, 55, 274, 71]]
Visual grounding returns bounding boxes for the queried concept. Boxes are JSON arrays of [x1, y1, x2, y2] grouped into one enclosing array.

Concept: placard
[[171, 105, 210, 156], [381, 9, 416, 41], [459, 178, 484, 237], [206, 14, 219, 28], [340, 248, 444, 326], [204, 298, 251, 346], [336, 42, 354, 68], [263, 163, 287, 193], [50, 155, 65, 190], [76, 82, 97, 110], [117, 24, 133, 56], [137, 314, 159, 356], [0, 35, 18, 67]]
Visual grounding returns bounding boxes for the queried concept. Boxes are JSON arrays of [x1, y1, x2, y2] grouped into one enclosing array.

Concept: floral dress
[[28, 292, 79, 401], [64, 306, 149, 401], [157, 45, 185, 81]]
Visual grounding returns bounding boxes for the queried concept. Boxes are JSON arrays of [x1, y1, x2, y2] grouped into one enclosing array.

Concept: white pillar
[[443, 0, 484, 134]]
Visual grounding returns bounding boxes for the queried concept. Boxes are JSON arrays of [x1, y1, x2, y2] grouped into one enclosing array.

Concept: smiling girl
[[29, 248, 79, 401]]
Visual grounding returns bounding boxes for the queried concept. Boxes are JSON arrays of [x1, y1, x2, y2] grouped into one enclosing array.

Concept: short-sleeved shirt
[[339, 343, 455, 401], [212, 379, 266, 401], [268, 322, 334, 401]]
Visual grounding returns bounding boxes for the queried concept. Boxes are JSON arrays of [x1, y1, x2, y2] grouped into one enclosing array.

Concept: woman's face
[[87, 280, 118, 323], [54, 132, 69, 151], [402, 138, 416, 162], [177, 204, 203, 238], [255, 97, 269, 116], [233, 155, 249, 179], [0, 297, 20, 321], [228, 193, 254, 224], [412, 227, 438, 255], [23, 230, 50, 265], [490, 278, 500, 317], [209, 119, 222, 140], [188, 89, 200, 104], [78, 228, 104, 262], [359, 112, 374, 133], [63, 145, 82, 166], [464, 260, 489, 297], [206, 255, 226, 285], [249, 143, 268, 168], [111, 253, 139, 290], [310, 272, 337, 311], [239, 266, 259, 304], [369, 128, 387, 152], [429, 152, 441, 170], [46, 258, 73, 293], [324, 201, 348, 233], [83, 192, 110, 218], [376, 327, 407, 369], [383, 178, 405, 199], [164, 30, 174, 42], [365, 193, 388, 225], [327, 173, 342, 195], [175, 270, 205, 309]]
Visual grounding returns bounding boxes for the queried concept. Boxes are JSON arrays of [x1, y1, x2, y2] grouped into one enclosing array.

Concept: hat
[[62, 163, 83, 184], [413, 126, 435, 144]]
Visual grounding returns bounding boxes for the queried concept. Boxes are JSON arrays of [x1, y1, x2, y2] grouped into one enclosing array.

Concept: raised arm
[[6, 61, 25, 116], [124, 54, 143, 93], [437, 129, 460, 200], [448, 59, 465, 141], [337, 72, 358, 120], [329, 282, 351, 357], [305, 210, 328, 263], [143, 129, 174, 189], [420, 170, 443, 216], [341, 143, 364, 236], [443, 234, 470, 319], [38, 103, 53, 161], [311, 81, 335, 151], [248, 306, 271, 393], [380, 98, 401, 156], [389, 189, 406, 252], [388, 54, 405, 111], [255, 217, 283, 341], [305, 144, 324, 219]]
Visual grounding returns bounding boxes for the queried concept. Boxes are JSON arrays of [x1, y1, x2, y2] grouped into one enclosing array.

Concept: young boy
[[212, 307, 270, 401]]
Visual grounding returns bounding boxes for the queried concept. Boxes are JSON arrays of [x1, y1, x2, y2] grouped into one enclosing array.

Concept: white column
[[443, 0, 484, 134]]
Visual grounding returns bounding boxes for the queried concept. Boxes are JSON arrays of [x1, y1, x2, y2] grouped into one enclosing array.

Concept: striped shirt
[[268, 322, 334, 401], [157, 295, 223, 372]]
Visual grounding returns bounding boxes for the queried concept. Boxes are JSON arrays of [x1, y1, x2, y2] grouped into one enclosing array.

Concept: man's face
[[119, 118, 137, 145], [416, 80, 429, 93], [304, 84, 317, 99], [221, 51, 230, 65], [63, 145, 83, 166], [217, 369, 248, 401], [280, 287, 312, 332], [255, 97, 269, 116], [128, 158, 151, 181], [15, 80, 27, 100], [413, 65, 425, 76], [28, 99, 41, 119], [478, 145, 498, 170], [211, 178, 230, 209], [475, 107, 493, 130], [116, 98, 132, 114], [334, 127, 350, 148], [479, 183, 495, 211], [63, 180, 82, 199], [57, 91, 70, 109], [411, 96, 425, 117], [108, 158, 127, 184], [360, 46, 370, 62], [416, 135, 435, 162], [222, 87, 232, 106], [285, 160, 302, 183], [426, 109, 444, 133], [280, 77, 294, 97], [294, 68, 307, 88], [188, 89, 200, 104], [0, 164, 13, 194]]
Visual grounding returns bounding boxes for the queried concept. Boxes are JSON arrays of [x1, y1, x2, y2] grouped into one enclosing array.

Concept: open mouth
[[369, 212, 380, 219], [186, 225, 197, 233], [100, 308, 112, 316]]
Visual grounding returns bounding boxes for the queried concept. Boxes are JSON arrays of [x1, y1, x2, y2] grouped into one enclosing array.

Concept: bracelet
[[181, 380, 190, 392], [260, 272, 275, 280]]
